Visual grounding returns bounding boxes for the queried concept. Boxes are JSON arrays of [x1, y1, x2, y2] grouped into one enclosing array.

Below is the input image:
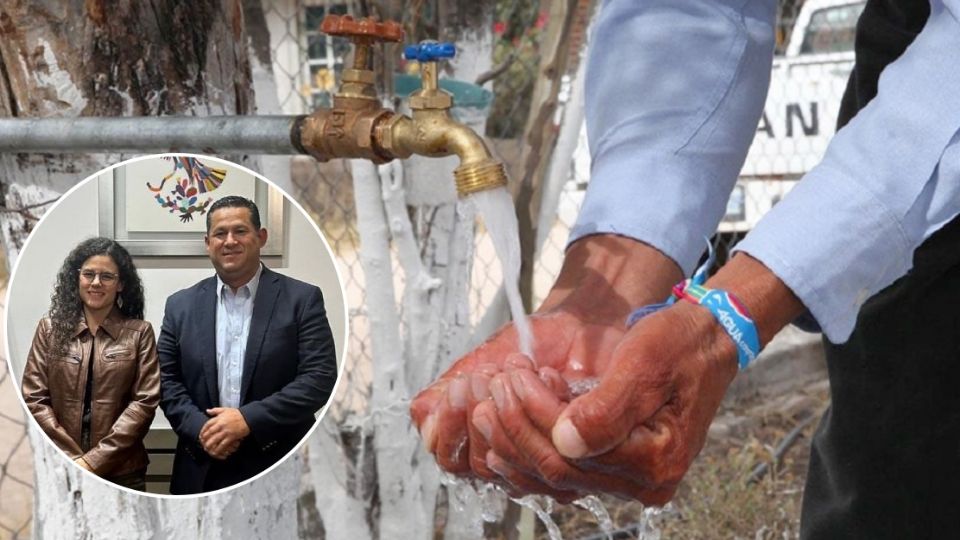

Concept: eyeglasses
[[78, 269, 119, 284]]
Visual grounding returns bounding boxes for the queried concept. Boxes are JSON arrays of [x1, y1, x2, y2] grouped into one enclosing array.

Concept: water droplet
[[567, 377, 600, 397]]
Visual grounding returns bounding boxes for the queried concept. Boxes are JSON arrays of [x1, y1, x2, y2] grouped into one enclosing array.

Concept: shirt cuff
[[568, 143, 734, 276], [733, 163, 911, 343]]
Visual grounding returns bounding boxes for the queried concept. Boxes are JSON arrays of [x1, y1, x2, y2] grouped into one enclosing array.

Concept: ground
[[544, 375, 830, 539]]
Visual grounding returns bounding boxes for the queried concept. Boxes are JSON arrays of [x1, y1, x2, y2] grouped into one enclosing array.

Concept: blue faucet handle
[[403, 42, 456, 62]]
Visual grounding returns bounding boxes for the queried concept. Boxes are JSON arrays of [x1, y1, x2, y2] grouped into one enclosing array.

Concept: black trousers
[[800, 1, 960, 537]]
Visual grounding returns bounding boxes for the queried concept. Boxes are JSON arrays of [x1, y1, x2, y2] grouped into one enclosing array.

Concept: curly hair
[[48, 237, 145, 355]]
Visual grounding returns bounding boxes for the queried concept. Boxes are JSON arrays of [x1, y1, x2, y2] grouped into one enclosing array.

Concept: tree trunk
[[534, 32, 589, 259], [325, 3, 501, 537], [514, 0, 595, 311], [303, 425, 372, 539], [349, 157, 437, 539], [0, 2, 301, 536]]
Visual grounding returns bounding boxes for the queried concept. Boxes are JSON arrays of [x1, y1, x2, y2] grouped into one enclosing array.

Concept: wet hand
[[539, 254, 803, 503], [410, 312, 626, 486], [410, 235, 683, 487], [534, 302, 739, 504]]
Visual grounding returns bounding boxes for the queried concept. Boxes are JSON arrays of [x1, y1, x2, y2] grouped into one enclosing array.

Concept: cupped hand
[[520, 253, 801, 504], [410, 235, 683, 490], [411, 309, 626, 483]]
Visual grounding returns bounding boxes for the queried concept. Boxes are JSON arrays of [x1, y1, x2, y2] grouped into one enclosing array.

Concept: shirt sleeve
[[569, 0, 778, 274], [734, 0, 960, 343]]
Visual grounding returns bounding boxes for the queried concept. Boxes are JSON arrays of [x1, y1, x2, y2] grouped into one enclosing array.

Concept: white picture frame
[[98, 155, 284, 256]]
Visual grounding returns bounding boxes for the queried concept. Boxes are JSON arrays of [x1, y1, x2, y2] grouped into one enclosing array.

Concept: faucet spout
[[297, 23, 507, 197], [377, 110, 507, 196]]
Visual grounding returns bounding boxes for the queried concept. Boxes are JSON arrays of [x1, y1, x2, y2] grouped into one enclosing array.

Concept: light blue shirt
[[571, 0, 960, 343], [215, 263, 263, 408]]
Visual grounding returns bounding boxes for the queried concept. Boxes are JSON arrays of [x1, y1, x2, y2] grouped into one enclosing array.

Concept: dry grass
[[540, 380, 828, 539]]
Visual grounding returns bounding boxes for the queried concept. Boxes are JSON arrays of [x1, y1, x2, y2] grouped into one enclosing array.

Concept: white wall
[[6, 157, 348, 430]]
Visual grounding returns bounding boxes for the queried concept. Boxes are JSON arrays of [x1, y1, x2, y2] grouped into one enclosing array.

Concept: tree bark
[[514, 0, 595, 311], [350, 157, 436, 540], [534, 37, 588, 259], [0, 2, 301, 537]]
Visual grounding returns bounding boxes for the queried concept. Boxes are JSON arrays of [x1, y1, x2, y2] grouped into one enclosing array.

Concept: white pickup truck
[[720, 0, 865, 233]]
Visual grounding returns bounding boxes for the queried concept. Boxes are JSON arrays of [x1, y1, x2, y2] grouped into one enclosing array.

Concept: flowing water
[[574, 495, 614, 537], [514, 495, 565, 540], [461, 188, 668, 539], [468, 188, 534, 357]]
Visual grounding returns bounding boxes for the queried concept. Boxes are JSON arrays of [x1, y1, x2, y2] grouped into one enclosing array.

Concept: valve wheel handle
[[403, 42, 457, 62], [320, 15, 403, 43]]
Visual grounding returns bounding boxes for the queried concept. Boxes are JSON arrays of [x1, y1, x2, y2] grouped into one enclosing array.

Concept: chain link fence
[[0, 0, 857, 535], [261, 0, 556, 420], [261, 0, 858, 422], [0, 283, 34, 540]]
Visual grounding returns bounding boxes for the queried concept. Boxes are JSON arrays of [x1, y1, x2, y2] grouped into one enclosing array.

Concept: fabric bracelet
[[625, 239, 760, 370], [671, 282, 759, 370]]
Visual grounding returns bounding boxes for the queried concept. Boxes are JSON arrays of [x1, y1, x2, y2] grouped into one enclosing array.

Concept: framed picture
[[99, 155, 284, 256]]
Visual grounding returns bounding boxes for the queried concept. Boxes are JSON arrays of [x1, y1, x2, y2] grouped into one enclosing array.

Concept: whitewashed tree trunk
[[534, 44, 588, 258], [27, 423, 299, 539], [326, 12, 498, 535], [0, 2, 303, 537], [304, 425, 372, 539], [348, 158, 436, 539]]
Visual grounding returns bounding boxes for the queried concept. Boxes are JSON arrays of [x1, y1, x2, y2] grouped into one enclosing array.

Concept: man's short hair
[[206, 196, 262, 232]]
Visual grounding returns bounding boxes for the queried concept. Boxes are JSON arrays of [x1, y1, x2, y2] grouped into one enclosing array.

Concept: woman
[[21, 237, 159, 491]]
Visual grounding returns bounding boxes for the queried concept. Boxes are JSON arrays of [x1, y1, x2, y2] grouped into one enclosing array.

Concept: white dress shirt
[[216, 263, 263, 408], [572, 0, 960, 342]]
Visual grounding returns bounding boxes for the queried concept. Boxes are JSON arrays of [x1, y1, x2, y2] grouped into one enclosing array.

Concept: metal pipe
[[0, 116, 307, 154]]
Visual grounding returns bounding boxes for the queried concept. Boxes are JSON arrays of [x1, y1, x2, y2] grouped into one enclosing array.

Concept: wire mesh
[[0, 289, 34, 540], [0, 0, 856, 535]]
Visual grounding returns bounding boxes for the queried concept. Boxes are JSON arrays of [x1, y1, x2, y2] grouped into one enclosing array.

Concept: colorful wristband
[[625, 239, 760, 370], [672, 283, 759, 370]]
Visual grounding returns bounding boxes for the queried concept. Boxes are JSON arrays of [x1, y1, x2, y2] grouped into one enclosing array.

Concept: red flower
[[493, 21, 506, 35], [535, 10, 548, 29]]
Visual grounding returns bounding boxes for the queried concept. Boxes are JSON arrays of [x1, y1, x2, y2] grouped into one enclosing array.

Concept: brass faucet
[[297, 15, 508, 197]]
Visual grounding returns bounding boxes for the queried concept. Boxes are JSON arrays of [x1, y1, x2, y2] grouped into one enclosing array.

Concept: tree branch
[[474, 52, 516, 86]]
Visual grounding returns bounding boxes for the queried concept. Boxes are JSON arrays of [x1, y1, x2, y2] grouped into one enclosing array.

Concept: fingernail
[[420, 414, 438, 451], [509, 370, 527, 400], [486, 450, 509, 476], [471, 374, 490, 401], [505, 353, 533, 370], [552, 418, 588, 459], [490, 377, 506, 410], [448, 377, 469, 409], [472, 413, 493, 441], [476, 363, 499, 376]]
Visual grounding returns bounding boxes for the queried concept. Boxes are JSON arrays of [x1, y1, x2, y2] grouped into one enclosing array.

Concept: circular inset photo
[[5, 154, 347, 497]]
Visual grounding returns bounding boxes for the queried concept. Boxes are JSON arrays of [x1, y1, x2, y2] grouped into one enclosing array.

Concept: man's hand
[[74, 457, 93, 472], [200, 407, 251, 460], [410, 235, 682, 492], [478, 253, 804, 504]]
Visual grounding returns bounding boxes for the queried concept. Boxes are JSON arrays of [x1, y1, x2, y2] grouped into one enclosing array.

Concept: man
[[159, 196, 337, 494], [413, 0, 960, 536]]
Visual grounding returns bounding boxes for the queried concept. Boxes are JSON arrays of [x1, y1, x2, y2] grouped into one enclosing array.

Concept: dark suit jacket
[[158, 266, 337, 494]]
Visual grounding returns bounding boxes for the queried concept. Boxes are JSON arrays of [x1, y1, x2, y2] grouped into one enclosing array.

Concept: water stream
[[462, 188, 667, 539], [574, 495, 614, 537], [468, 188, 534, 357]]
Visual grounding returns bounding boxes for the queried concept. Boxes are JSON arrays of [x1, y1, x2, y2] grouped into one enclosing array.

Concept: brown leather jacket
[[21, 310, 160, 477]]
